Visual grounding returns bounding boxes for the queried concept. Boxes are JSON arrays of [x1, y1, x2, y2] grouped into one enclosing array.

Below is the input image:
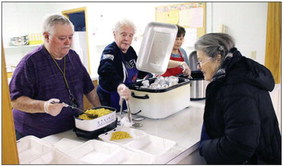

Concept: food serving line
[[16, 22, 206, 164], [16, 100, 204, 164]]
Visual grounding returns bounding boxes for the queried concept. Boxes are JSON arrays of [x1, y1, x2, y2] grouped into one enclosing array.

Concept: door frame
[[62, 7, 91, 73]]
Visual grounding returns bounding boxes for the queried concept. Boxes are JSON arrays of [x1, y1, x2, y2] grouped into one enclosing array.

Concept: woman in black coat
[[195, 33, 281, 164]]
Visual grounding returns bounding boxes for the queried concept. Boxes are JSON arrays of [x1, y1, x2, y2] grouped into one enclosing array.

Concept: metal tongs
[[125, 100, 132, 123], [119, 98, 142, 128]]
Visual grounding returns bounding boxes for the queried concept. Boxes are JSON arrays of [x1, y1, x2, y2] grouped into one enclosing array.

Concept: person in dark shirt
[[97, 19, 150, 111], [9, 14, 101, 139], [196, 33, 281, 164]]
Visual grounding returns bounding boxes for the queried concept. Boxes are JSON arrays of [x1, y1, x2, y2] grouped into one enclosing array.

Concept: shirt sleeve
[[9, 57, 36, 100], [69, 50, 95, 95], [82, 64, 95, 95], [97, 45, 124, 92], [180, 48, 190, 66], [98, 58, 123, 91]]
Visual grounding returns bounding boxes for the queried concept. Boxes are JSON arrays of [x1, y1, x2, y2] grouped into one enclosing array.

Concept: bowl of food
[[74, 106, 117, 139]]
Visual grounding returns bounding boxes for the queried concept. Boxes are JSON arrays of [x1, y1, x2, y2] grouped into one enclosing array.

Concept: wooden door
[[265, 2, 281, 84], [2, 43, 19, 164]]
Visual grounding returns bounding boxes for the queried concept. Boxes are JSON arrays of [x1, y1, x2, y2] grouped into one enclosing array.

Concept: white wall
[[2, 2, 268, 78], [206, 2, 267, 64]]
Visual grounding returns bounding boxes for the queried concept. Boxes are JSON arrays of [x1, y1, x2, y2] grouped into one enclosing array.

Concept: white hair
[[113, 19, 136, 33]]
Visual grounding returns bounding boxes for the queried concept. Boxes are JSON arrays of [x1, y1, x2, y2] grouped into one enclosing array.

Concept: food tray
[[74, 106, 117, 132], [27, 149, 80, 164], [17, 136, 53, 164], [125, 135, 176, 157], [98, 127, 146, 145], [108, 148, 155, 164], [65, 139, 122, 164], [136, 22, 178, 74], [53, 138, 85, 154]]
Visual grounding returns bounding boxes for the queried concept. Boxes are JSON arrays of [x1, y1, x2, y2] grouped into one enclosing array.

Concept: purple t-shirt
[[9, 45, 94, 138]]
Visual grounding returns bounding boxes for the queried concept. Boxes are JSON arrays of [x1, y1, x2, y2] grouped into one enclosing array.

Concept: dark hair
[[176, 25, 186, 37]]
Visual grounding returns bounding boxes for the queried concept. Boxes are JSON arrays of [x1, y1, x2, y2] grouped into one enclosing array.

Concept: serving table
[[21, 100, 205, 164]]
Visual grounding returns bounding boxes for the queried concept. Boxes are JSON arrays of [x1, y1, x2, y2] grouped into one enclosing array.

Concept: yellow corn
[[78, 108, 112, 120], [110, 131, 132, 140]]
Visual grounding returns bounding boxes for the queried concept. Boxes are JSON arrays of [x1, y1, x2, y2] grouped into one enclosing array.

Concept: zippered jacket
[[200, 48, 281, 164]]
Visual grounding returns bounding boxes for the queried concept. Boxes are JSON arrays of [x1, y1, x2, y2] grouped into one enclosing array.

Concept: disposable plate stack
[[17, 136, 77, 164], [99, 126, 177, 164]]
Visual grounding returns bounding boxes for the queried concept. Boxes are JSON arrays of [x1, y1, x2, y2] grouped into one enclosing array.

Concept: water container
[[188, 51, 208, 100], [189, 51, 199, 71]]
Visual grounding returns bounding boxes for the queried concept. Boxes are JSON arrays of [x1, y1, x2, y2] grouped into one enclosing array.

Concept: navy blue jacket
[[97, 42, 149, 92], [200, 48, 281, 164]]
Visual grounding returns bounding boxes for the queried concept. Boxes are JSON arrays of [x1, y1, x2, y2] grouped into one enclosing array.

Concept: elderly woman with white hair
[[196, 33, 281, 164], [97, 19, 150, 111]]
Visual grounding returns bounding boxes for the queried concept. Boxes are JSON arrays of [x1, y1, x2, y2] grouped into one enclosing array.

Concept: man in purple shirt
[[9, 14, 101, 139]]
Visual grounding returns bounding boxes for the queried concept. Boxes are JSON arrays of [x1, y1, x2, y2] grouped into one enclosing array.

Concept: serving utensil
[[66, 104, 98, 119], [119, 98, 142, 128], [51, 101, 97, 119], [125, 100, 143, 128]]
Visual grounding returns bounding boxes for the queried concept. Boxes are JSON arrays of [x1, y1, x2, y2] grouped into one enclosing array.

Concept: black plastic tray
[[73, 120, 117, 139]]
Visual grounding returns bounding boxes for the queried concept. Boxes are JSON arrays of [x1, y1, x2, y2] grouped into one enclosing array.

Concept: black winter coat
[[200, 48, 281, 164]]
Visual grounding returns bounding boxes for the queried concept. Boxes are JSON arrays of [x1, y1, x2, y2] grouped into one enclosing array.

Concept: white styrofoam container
[[74, 106, 116, 131], [129, 80, 190, 119], [53, 138, 85, 154], [17, 136, 54, 164], [17, 136, 81, 164], [136, 22, 178, 74], [109, 147, 155, 164], [28, 149, 81, 164], [98, 127, 146, 145], [125, 135, 176, 157], [65, 139, 122, 164]]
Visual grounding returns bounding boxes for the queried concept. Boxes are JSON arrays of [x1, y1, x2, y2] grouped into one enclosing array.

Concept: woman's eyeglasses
[[197, 57, 212, 68]]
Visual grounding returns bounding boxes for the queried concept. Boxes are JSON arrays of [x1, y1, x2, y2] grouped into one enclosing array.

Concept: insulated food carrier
[[74, 106, 117, 139], [128, 77, 190, 119]]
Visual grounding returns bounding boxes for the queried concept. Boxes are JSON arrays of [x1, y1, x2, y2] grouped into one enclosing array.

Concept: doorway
[[62, 7, 90, 72]]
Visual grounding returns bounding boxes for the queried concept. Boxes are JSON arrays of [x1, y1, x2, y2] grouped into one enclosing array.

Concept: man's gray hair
[[113, 19, 136, 33], [43, 14, 74, 34], [195, 33, 235, 60]]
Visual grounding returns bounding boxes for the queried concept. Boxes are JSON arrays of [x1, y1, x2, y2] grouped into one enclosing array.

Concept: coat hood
[[213, 48, 275, 92]]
